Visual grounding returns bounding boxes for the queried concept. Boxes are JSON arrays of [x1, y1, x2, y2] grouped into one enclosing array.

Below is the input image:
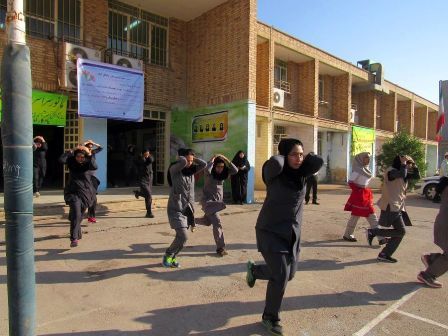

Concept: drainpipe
[[1, 0, 36, 335]]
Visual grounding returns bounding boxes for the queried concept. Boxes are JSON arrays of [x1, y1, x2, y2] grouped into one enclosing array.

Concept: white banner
[[77, 58, 144, 122]]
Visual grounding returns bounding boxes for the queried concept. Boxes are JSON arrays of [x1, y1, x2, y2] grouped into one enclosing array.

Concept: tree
[[376, 131, 426, 189]]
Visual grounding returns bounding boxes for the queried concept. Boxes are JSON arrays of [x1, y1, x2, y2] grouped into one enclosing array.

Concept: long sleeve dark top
[[59, 152, 98, 206], [33, 142, 48, 168], [256, 154, 324, 244], [91, 146, 103, 158], [387, 164, 420, 182], [136, 155, 154, 183]]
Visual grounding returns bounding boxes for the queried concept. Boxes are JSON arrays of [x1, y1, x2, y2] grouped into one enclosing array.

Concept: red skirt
[[344, 182, 375, 217]]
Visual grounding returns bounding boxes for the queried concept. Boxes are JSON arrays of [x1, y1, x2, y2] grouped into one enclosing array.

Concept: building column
[[356, 91, 376, 129], [333, 73, 351, 123], [79, 118, 108, 192], [397, 100, 412, 133], [298, 59, 318, 117], [255, 115, 272, 190]]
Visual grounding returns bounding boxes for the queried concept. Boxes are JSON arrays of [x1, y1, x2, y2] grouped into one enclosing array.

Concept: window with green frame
[[108, 0, 168, 66]]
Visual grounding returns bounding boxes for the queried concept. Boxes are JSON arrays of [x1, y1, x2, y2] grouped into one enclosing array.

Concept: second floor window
[[108, 0, 168, 66], [0, 0, 80, 41], [23, 0, 81, 41], [318, 77, 324, 102], [274, 59, 288, 85]]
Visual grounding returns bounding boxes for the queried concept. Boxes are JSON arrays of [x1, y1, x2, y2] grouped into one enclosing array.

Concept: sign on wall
[[0, 89, 68, 126], [77, 59, 144, 122], [192, 111, 228, 143], [352, 126, 375, 156]]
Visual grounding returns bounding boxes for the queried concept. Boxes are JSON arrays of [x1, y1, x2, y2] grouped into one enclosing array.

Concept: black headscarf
[[179, 148, 197, 177], [232, 150, 249, 168], [278, 138, 304, 189], [211, 156, 229, 181], [166, 148, 198, 184], [392, 155, 402, 170], [68, 148, 91, 173]]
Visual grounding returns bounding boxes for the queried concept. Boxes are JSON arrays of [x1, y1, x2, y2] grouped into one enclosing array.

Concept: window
[[0, 0, 81, 40], [0, 0, 6, 30], [25, 0, 55, 38], [318, 77, 324, 101], [108, 0, 168, 66], [274, 59, 291, 93], [274, 59, 287, 84], [57, 0, 81, 41]]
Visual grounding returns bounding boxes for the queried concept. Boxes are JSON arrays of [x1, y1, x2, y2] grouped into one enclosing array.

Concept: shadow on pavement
[[39, 282, 418, 336]]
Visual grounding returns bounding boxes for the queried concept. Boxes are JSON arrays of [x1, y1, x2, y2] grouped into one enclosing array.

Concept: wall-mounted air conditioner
[[112, 54, 143, 70], [63, 43, 101, 89], [272, 88, 285, 108]]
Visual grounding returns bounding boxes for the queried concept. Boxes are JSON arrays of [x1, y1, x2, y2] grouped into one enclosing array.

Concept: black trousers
[[371, 212, 406, 257], [426, 251, 448, 278], [88, 176, 100, 218], [33, 165, 46, 192], [88, 198, 97, 218], [252, 252, 297, 321], [305, 175, 317, 203], [136, 180, 153, 214], [68, 198, 87, 241]]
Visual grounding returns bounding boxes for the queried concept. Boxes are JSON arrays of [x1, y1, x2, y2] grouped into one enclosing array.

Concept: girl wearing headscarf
[[133, 149, 155, 218], [343, 152, 386, 244], [163, 148, 207, 268], [84, 140, 103, 223], [231, 150, 250, 204], [367, 155, 420, 262], [33, 135, 48, 197], [196, 154, 238, 256], [59, 145, 98, 247], [417, 176, 448, 288], [246, 138, 323, 336]]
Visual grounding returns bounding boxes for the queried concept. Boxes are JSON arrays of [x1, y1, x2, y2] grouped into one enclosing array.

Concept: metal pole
[[1, 0, 35, 335]]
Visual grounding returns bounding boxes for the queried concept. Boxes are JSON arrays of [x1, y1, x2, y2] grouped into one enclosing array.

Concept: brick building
[[0, 0, 438, 197]]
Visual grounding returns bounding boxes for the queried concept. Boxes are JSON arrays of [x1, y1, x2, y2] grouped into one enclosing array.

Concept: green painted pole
[[1, 1, 35, 335]]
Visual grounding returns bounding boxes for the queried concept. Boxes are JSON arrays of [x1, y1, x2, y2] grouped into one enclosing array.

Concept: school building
[[0, 0, 439, 199]]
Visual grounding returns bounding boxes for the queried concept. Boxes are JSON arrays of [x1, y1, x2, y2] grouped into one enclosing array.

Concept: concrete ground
[[0, 189, 447, 335]]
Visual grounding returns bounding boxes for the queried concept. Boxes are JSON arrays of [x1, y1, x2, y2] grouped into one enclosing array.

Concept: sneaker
[[34, 192, 40, 197], [145, 212, 155, 218], [421, 254, 431, 268], [246, 260, 256, 288], [87, 217, 97, 223], [261, 319, 284, 336], [343, 235, 357, 242], [366, 229, 375, 246], [217, 248, 228, 257], [378, 238, 389, 245], [190, 225, 196, 232], [417, 271, 442, 288], [70, 240, 78, 248], [377, 253, 397, 263], [170, 257, 180, 268], [133, 190, 139, 199], [312, 201, 320, 205], [162, 255, 172, 268]]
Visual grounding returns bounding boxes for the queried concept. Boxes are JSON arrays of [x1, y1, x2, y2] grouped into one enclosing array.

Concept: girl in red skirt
[[343, 152, 386, 244]]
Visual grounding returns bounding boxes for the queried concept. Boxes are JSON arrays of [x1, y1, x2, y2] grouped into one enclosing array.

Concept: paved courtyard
[[1, 189, 447, 335]]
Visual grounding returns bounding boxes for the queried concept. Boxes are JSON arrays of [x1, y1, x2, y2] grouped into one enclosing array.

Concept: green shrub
[[376, 131, 426, 189]]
